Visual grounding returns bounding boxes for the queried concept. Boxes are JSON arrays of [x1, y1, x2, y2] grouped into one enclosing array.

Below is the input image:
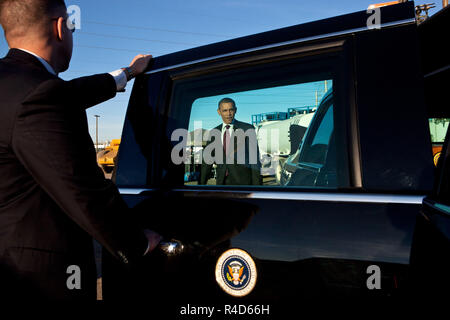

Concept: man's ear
[[56, 17, 64, 41]]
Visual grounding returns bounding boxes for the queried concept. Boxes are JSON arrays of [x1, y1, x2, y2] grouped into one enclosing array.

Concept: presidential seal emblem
[[215, 248, 257, 297]]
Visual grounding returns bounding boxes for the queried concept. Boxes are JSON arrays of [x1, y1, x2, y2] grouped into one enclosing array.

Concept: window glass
[[299, 102, 333, 165], [310, 106, 333, 148], [180, 79, 342, 188], [167, 53, 350, 189]]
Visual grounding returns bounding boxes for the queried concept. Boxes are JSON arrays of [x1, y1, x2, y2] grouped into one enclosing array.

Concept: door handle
[[158, 239, 185, 256]]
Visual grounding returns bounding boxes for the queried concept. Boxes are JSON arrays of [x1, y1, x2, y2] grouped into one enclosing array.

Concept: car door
[[102, 4, 431, 306]]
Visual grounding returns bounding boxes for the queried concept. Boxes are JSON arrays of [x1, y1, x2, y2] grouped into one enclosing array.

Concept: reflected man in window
[[200, 98, 262, 185]]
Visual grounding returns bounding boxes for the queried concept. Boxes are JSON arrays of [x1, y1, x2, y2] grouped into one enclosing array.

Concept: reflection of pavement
[[97, 278, 102, 300], [93, 240, 102, 300]]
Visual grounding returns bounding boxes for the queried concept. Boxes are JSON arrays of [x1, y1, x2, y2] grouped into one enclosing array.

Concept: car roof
[[147, 1, 415, 74]]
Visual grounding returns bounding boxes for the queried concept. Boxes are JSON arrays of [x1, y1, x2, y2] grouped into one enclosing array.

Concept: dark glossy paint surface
[[103, 3, 437, 303], [354, 24, 434, 193], [148, 2, 415, 72], [103, 191, 419, 301], [125, 192, 419, 265], [419, 6, 450, 119], [418, 5, 450, 76]]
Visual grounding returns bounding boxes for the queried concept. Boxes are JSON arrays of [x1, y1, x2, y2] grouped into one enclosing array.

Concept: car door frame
[[106, 15, 431, 301]]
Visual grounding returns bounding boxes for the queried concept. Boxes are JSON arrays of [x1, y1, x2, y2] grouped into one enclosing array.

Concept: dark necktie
[[223, 125, 231, 178], [223, 125, 231, 154]]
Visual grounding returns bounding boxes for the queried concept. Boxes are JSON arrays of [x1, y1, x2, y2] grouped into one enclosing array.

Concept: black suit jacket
[[200, 120, 262, 185], [0, 49, 148, 300]]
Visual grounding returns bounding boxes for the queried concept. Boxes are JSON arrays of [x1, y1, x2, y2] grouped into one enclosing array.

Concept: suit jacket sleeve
[[11, 74, 148, 266], [27, 73, 119, 110]]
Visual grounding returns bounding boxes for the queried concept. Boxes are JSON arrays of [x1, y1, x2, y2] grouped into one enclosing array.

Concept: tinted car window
[[184, 81, 330, 187], [167, 49, 350, 189]]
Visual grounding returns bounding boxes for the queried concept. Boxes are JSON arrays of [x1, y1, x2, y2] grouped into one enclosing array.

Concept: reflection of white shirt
[[17, 48, 128, 92], [221, 122, 234, 144]]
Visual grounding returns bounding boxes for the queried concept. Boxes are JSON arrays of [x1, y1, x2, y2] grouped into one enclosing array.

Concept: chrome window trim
[[119, 188, 425, 205], [119, 188, 151, 195], [424, 63, 450, 78], [144, 18, 415, 75]]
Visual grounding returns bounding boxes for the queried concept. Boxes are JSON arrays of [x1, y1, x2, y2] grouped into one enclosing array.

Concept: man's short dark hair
[[0, 0, 66, 38], [218, 97, 236, 110]]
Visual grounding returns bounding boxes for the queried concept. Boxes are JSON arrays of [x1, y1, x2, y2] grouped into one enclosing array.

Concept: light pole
[[94, 115, 100, 154]]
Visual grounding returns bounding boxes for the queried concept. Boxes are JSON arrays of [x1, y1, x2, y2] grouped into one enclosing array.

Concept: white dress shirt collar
[[222, 120, 235, 132], [17, 48, 57, 76], [16, 48, 129, 93]]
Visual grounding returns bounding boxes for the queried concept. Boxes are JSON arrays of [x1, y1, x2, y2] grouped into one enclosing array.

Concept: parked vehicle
[[102, 2, 450, 306], [97, 139, 121, 174], [257, 111, 314, 181]]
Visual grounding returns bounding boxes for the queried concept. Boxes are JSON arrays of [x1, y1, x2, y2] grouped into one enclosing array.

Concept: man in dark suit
[[0, 0, 161, 300], [200, 98, 262, 186]]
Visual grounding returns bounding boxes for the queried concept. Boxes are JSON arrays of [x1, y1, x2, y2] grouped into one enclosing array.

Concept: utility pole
[[324, 80, 328, 93], [94, 115, 100, 154], [315, 90, 318, 107]]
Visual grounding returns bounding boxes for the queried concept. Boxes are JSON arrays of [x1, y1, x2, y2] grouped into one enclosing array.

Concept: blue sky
[[189, 80, 332, 131], [0, 0, 440, 142]]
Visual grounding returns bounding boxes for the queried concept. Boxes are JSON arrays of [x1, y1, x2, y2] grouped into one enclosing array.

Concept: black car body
[[102, 1, 450, 306]]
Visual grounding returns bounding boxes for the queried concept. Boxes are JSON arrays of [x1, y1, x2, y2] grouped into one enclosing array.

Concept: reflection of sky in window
[[188, 80, 332, 132]]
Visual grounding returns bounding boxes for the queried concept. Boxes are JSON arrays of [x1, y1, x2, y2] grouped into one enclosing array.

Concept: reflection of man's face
[[218, 102, 236, 124]]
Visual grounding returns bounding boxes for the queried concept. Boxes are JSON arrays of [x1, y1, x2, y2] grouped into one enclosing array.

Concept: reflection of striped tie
[[223, 125, 230, 177]]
